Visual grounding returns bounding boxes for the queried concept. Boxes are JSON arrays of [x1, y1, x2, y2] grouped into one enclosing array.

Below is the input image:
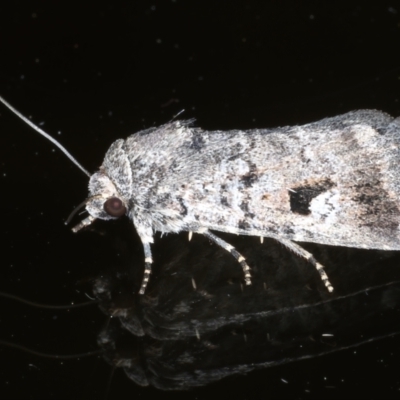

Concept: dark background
[[1, 1, 400, 399]]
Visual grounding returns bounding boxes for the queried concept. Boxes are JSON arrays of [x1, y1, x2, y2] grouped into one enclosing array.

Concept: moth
[[2, 95, 400, 294]]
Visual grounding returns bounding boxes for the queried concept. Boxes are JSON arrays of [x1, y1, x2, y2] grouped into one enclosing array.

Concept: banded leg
[[202, 230, 252, 285], [139, 241, 153, 295], [271, 235, 334, 292], [71, 215, 96, 233]]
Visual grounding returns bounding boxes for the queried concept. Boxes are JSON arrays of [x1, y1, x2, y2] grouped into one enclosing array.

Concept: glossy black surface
[[1, 2, 400, 399]]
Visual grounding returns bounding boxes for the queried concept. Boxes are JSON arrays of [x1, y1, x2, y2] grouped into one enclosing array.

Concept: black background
[[1, 1, 400, 399]]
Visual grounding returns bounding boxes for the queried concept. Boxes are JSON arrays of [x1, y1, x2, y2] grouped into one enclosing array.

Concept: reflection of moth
[[94, 231, 400, 390], [2, 96, 400, 294]]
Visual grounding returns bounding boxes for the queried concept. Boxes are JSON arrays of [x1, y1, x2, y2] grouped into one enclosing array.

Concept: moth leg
[[272, 236, 334, 292], [202, 230, 252, 285], [139, 241, 153, 295]]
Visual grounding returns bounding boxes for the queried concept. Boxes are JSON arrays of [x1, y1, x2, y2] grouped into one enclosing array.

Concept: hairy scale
[[1, 95, 399, 295], [83, 110, 400, 293]]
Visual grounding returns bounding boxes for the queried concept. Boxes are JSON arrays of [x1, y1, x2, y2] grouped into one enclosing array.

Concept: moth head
[[0, 98, 134, 232], [69, 171, 129, 232], [68, 138, 133, 232]]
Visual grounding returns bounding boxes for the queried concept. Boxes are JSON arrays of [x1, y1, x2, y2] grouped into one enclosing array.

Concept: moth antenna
[[0, 95, 91, 177], [0, 291, 99, 309], [0, 340, 103, 359]]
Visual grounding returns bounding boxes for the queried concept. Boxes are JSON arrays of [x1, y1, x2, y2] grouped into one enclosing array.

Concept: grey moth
[[2, 96, 400, 294]]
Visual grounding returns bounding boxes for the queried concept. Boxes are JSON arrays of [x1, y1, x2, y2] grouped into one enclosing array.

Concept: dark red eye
[[104, 197, 126, 217]]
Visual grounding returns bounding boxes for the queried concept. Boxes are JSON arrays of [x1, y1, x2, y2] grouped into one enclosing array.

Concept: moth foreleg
[[71, 215, 96, 233], [202, 230, 252, 285], [271, 236, 334, 292], [139, 241, 153, 295]]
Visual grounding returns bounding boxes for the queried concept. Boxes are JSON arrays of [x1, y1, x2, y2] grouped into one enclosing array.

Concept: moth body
[[1, 95, 398, 295], [85, 110, 400, 293]]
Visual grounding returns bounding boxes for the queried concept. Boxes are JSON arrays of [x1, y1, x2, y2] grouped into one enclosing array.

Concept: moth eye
[[104, 197, 126, 217]]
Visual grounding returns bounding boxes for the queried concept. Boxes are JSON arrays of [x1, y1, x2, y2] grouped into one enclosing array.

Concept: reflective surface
[[95, 223, 400, 390], [2, 1, 400, 399]]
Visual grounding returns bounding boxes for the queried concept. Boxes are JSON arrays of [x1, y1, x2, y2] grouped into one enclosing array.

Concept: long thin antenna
[[0, 290, 99, 309], [0, 95, 91, 177], [0, 340, 103, 359]]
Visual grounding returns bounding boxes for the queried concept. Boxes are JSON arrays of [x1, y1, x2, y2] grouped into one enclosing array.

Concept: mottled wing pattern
[[91, 110, 400, 293], [125, 111, 400, 250]]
